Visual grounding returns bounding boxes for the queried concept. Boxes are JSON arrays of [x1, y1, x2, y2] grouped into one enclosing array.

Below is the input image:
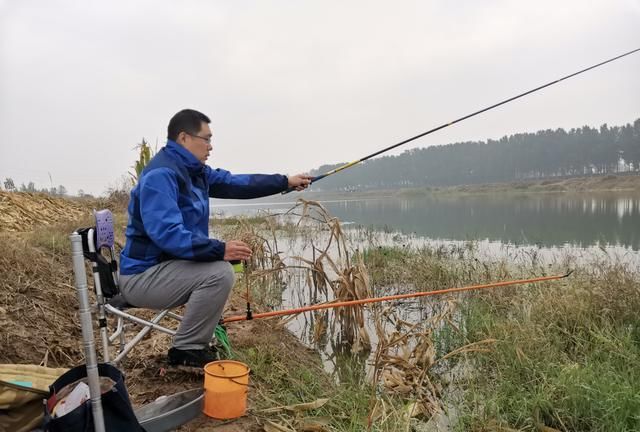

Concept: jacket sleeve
[[206, 166, 288, 199], [139, 168, 225, 261]]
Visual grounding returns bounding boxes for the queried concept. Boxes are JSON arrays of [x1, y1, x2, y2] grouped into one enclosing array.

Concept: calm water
[[212, 193, 640, 250]]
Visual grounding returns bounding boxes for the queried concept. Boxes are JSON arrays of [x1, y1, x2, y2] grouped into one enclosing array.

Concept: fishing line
[[283, 47, 640, 193]]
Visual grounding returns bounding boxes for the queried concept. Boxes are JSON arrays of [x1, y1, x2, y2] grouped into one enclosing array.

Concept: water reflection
[[325, 194, 640, 250], [212, 193, 640, 250]]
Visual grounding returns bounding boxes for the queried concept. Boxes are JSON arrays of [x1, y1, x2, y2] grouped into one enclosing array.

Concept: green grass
[[454, 273, 640, 432], [363, 245, 464, 291], [233, 331, 410, 431], [361, 242, 640, 431], [29, 218, 90, 256]]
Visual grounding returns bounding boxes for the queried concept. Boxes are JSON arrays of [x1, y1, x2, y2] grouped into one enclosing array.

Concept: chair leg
[[95, 299, 110, 363], [119, 324, 126, 355], [166, 311, 183, 321], [112, 310, 174, 364], [109, 316, 125, 344], [105, 305, 177, 336], [90, 272, 112, 363]]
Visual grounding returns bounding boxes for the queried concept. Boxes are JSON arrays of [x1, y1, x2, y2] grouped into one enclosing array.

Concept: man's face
[[180, 122, 213, 164]]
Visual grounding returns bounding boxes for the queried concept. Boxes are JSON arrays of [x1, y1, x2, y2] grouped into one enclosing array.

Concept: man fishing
[[119, 108, 312, 368]]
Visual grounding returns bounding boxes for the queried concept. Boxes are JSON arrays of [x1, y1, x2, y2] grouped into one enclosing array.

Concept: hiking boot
[[167, 347, 219, 368]]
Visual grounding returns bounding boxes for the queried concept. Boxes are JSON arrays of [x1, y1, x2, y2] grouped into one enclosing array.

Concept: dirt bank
[[0, 191, 89, 232]]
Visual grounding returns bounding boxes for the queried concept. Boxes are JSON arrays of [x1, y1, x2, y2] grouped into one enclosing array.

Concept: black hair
[[167, 109, 211, 141]]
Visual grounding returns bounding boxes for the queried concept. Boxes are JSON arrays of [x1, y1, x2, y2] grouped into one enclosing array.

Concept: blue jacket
[[120, 140, 288, 275]]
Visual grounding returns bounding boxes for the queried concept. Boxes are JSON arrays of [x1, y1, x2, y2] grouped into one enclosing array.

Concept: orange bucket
[[203, 360, 250, 419]]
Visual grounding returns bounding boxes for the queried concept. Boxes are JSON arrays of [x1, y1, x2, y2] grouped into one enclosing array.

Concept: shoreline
[[397, 173, 640, 197], [207, 173, 640, 206]]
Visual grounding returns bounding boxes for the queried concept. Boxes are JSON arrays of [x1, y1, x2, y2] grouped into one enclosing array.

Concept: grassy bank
[[363, 245, 640, 431]]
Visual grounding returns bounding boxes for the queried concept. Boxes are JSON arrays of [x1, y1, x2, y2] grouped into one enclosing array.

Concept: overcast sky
[[1, 1, 639, 195]]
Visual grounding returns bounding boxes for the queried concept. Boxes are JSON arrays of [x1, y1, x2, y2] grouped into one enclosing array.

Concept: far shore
[[211, 173, 640, 206], [395, 173, 640, 197]]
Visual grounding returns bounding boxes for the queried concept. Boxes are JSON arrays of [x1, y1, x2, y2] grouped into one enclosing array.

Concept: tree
[[57, 185, 67, 196], [308, 118, 640, 191], [3, 178, 15, 191]]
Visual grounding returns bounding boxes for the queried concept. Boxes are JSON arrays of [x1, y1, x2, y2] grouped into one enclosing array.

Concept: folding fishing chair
[[68, 210, 204, 432], [72, 209, 183, 365]]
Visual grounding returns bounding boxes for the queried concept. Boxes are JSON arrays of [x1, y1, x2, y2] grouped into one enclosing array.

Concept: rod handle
[[281, 175, 322, 195]]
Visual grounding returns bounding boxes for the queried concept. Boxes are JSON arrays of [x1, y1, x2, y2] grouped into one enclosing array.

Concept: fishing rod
[[283, 47, 640, 194], [221, 270, 573, 323]]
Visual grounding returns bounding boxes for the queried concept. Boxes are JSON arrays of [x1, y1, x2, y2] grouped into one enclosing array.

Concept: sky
[[1, 0, 639, 196]]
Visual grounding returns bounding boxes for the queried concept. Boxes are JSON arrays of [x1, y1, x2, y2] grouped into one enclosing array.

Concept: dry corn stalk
[[216, 199, 372, 351], [289, 199, 372, 351], [370, 300, 458, 419]]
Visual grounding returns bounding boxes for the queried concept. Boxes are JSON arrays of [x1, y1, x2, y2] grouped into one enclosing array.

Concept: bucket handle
[[228, 378, 249, 386], [212, 362, 249, 387]]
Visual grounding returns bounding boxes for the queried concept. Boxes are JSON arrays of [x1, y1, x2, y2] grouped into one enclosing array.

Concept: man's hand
[[288, 174, 313, 191], [224, 240, 252, 261]]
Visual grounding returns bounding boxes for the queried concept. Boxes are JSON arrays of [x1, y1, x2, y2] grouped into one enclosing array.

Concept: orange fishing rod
[[222, 270, 572, 323]]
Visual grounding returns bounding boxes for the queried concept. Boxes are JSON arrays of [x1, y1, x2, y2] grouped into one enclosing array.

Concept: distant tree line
[[1, 138, 154, 199], [1, 177, 90, 197], [310, 119, 640, 190]]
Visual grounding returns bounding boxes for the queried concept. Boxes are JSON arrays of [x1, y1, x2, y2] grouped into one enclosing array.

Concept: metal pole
[[70, 233, 106, 432]]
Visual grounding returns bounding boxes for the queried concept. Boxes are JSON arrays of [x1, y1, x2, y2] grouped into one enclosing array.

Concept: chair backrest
[[94, 209, 115, 249], [76, 209, 120, 298]]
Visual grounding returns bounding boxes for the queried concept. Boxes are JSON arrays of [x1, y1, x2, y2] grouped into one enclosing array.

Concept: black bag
[[43, 363, 144, 432], [77, 227, 120, 299]]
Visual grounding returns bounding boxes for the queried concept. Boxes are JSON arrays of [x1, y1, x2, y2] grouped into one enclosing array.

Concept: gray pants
[[119, 260, 235, 350]]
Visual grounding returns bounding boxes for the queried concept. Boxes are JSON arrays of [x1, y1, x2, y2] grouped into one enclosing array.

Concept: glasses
[[186, 133, 212, 144]]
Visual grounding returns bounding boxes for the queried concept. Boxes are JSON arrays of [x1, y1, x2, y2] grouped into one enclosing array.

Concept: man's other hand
[[288, 174, 313, 191], [224, 240, 252, 261]]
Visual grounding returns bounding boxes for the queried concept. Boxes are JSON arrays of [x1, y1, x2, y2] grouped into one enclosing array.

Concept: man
[[119, 109, 311, 367]]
